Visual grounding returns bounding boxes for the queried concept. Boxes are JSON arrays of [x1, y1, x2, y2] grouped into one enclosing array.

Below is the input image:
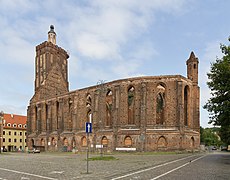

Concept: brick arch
[[156, 82, 167, 92], [51, 137, 57, 146], [124, 136, 132, 147], [157, 136, 167, 149], [102, 136, 108, 147]]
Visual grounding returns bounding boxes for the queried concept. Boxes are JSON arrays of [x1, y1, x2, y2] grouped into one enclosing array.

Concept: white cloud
[[0, 0, 189, 115]]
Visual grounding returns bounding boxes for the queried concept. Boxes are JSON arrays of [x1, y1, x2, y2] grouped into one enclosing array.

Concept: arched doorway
[[157, 136, 167, 150], [191, 137, 195, 149], [124, 136, 132, 147]]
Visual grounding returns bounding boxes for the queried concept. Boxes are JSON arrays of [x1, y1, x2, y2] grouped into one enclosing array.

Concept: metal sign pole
[[86, 132, 89, 174], [85, 122, 92, 174]]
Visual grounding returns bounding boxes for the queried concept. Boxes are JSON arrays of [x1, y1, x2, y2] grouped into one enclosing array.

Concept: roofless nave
[[27, 25, 200, 152]]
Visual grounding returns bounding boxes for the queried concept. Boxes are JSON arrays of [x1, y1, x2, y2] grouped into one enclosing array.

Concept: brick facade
[[27, 26, 200, 152]]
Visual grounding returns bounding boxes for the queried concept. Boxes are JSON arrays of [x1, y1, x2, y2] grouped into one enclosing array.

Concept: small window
[[14, 139, 17, 143], [9, 131, 11, 135], [194, 64, 196, 69], [18, 124, 22, 128], [7, 123, 11, 127], [20, 132, 22, 136], [24, 124, 27, 128], [13, 124, 17, 128], [9, 138, 11, 142], [3, 138, 5, 142], [14, 132, 17, 136], [20, 139, 22, 143], [3, 131, 5, 135]]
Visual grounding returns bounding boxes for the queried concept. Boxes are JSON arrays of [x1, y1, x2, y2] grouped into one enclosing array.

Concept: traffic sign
[[85, 122, 92, 133]]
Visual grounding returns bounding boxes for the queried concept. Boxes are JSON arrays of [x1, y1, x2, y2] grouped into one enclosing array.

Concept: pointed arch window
[[106, 90, 113, 126], [184, 86, 190, 126], [86, 94, 92, 108], [86, 94, 92, 124], [128, 86, 135, 124], [156, 84, 165, 125]]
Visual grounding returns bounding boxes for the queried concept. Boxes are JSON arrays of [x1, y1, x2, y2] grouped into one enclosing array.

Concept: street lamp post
[[0, 111, 4, 154]]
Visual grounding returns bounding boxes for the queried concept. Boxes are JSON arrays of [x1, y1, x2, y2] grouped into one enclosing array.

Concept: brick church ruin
[[27, 25, 200, 152]]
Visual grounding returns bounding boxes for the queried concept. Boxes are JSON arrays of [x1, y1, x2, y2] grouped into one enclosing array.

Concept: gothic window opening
[[156, 84, 165, 125], [46, 103, 49, 131], [128, 86, 135, 124], [87, 110, 92, 123], [106, 90, 112, 126], [124, 136, 132, 147], [184, 86, 190, 126], [34, 106, 37, 131], [56, 101, 59, 130], [86, 94, 92, 108], [86, 94, 92, 124], [68, 98, 73, 131]]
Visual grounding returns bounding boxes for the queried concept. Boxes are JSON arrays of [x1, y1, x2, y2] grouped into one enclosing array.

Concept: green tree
[[200, 127, 222, 146], [204, 37, 230, 144], [200, 126, 205, 143]]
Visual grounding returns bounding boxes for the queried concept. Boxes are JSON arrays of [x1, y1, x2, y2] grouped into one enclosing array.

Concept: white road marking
[[0, 168, 57, 180], [49, 171, 64, 174], [111, 155, 205, 180], [21, 177, 30, 180], [150, 155, 206, 180], [0, 178, 8, 180]]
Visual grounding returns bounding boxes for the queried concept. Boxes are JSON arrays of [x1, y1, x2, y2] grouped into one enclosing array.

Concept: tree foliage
[[200, 127, 222, 146], [204, 37, 230, 144]]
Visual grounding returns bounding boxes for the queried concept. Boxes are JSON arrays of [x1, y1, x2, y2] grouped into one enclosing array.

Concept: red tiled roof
[[3, 113, 27, 130]]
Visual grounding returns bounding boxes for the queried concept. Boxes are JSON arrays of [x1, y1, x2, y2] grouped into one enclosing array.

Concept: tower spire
[[186, 51, 199, 84], [48, 25, 56, 44]]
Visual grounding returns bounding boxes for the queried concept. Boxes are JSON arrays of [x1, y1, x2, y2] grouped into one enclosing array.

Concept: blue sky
[[0, 0, 229, 128]]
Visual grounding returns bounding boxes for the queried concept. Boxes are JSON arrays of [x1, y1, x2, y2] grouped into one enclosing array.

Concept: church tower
[[186, 51, 199, 84], [33, 25, 69, 101], [186, 51, 200, 132]]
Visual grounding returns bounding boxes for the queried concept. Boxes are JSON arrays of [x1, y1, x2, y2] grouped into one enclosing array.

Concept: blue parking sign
[[85, 122, 92, 133]]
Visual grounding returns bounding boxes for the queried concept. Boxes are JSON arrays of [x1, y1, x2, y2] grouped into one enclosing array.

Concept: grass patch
[[88, 156, 118, 161]]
